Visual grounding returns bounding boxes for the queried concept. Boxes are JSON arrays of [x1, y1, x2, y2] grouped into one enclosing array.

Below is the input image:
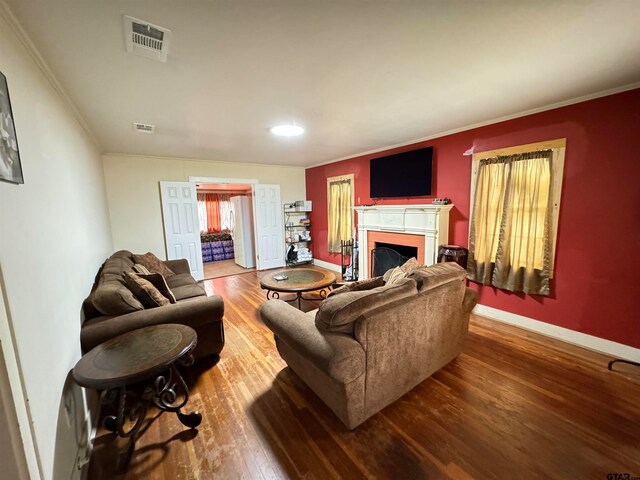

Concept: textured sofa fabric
[[259, 262, 477, 429], [81, 250, 225, 359]]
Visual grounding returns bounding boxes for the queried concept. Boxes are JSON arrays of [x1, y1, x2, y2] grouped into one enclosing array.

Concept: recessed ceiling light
[[270, 124, 305, 136]]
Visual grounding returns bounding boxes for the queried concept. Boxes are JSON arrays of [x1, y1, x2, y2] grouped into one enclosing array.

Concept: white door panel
[[253, 184, 284, 270], [160, 181, 204, 280]]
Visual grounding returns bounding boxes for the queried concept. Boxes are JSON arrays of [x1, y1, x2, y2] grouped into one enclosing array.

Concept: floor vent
[[124, 15, 171, 62], [132, 123, 155, 134]]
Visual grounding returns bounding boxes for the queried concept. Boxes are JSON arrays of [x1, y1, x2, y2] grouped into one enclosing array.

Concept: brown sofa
[[81, 250, 224, 359], [259, 262, 477, 429]]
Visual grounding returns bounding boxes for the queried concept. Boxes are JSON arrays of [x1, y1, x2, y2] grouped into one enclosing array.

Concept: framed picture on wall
[[0, 71, 23, 184]]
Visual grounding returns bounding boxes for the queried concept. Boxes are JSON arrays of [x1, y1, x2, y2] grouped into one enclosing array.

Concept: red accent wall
[[305, 88, 640, 349]]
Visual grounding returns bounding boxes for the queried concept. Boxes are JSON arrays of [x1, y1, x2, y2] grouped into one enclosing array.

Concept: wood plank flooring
[[87, 270, 640, 479], [203, 259, 255, 280]]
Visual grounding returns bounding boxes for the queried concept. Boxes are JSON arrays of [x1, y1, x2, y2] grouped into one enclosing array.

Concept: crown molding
[[102, 152, 306, 170], [0, 0, 101, 150], [306, 81, 640, 169]]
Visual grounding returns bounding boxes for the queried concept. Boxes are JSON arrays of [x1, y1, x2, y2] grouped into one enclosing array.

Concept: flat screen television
[[370, 146, 433, 198]]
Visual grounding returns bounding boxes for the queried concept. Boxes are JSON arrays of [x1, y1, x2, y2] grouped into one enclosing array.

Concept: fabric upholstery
[[132, 263, 151, 275], [259, 265, 478, 430], [172, 284, 207, 301], [137, 273, 177, 303], [166, 273, 198, 289], [81, 251, 224, 359], [315, 278, 416, 334], [132, 252, 175, 277], [91, 251, 144, 316], [408, 262, 466, 291], [382, 257, 422, 285], [163, 259, 192, 275], [260, 300, 365, 383], [123, 271, 171, 308], [328, 276, 384, 297]]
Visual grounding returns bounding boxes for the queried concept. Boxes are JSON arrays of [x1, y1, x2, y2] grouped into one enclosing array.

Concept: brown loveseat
[[81, 250, 224, 359], [259, 262, 477, 429]]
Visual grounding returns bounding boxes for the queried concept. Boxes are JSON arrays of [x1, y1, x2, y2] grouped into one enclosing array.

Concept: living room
[[0, 1, 639, 479]]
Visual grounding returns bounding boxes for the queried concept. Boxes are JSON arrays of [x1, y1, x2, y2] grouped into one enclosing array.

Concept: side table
[[73, 323, 202, 472]]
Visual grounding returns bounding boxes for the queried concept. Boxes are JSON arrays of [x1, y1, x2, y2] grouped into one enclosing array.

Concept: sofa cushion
[[123, 271, 171, 308], [91, 251, 144, 316], [166, 273, 197, 289], [137, 273, 176, 304], [315, 277, 417, 335], [408, 262, 466, 291], [172, 283, 206, 301], [328, 277, 384, 298], [132, 252, 175, 277]]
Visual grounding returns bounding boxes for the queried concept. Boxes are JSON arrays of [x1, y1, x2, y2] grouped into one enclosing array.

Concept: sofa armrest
[[463, 287, 478, 314], [81, 295, 224, 353], [259, 300, 365, 383], [164, 258, 191, 275]]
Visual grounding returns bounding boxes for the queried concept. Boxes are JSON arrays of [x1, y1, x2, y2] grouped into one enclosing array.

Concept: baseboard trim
[[312, 259, 342, 273], [473, 304, 640, 363]]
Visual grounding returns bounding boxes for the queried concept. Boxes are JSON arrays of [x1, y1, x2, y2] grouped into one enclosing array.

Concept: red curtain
[[205, 194, 221, 233]]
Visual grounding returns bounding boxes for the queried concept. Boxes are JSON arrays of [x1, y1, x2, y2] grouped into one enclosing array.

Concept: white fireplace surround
[[354, 204, 453, 279]]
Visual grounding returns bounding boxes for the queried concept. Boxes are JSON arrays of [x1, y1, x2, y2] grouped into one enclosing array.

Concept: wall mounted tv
[[370, 146, 433, 198]]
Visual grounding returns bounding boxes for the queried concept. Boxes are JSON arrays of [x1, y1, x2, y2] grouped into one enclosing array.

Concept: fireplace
[[354, 204, 452, 279], [371, 244, 418, 276]]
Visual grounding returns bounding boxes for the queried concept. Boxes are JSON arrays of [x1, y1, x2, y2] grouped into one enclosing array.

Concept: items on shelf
[[284, 201, 313, 265], [431, 197, 451, 205], [341, 239, 359, 281]]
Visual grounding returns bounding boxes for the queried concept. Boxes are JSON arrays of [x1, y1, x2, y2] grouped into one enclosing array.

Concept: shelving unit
[[284, 202, 313, 266]]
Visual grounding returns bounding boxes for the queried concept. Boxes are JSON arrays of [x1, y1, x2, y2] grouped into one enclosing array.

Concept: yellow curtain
[[328, 180, 353, 253], [468, 151, 552, 295]]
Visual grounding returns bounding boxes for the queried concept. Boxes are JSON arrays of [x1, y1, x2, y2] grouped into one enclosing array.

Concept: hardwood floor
[[88, 270, 640, 479], [203, 259, 255, 280]]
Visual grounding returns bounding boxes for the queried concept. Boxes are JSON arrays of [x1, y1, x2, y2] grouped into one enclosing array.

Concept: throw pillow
[[132, 252, 175, 277], [327, 277, 384, 298], [383, 266, 406, 285], [382, 257, 423, 285], [400, 257, 422, 274], [123, 271, 171, 308], [132, 263, 152, 275], [137, 273, 177, 303]]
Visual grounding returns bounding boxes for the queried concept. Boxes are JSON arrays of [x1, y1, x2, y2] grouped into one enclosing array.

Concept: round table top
[[73, 324, 197, 390], [260, 268, 336, 293]]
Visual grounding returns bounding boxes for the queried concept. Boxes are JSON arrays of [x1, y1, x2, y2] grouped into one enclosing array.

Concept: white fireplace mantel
[[354, 204, 453, 279]]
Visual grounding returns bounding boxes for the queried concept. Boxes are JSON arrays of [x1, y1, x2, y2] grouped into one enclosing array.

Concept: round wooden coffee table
[[260, 268, 336, 309], [73, 324, 202, 472]]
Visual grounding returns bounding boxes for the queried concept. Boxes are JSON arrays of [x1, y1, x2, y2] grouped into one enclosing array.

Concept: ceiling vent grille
[[124, 15, 171, 62], [132, 122, 155, 134]]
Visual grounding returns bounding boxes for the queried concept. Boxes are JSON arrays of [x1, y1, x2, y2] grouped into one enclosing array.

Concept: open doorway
[[195, 182, 257, 280]]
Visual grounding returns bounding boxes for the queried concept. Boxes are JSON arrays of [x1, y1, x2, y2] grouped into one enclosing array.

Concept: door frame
[[189, 176, 260, 273]]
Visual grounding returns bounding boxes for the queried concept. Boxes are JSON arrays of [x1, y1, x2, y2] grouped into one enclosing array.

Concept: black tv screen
[[370, 146, 433, 198]]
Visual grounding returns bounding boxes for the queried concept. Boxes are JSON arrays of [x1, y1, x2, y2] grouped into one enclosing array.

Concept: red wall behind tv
[[305, 88, 640, 349]]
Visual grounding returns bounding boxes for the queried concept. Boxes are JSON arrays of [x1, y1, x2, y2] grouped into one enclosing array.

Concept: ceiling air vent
[[132, 122, 155, 134], [123, 15, 171, 62]]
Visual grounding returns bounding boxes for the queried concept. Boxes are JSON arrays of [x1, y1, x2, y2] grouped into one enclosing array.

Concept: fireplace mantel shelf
[[354, 204, 453, 279]]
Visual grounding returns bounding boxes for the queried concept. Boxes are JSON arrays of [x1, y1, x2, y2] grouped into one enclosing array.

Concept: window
[[197, 193, 234, 233], [467, 139, 565, 295], [327, 174, 354, 253]]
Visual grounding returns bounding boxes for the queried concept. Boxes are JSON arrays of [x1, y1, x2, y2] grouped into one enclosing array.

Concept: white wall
[[0, 5, 112, 479], [103, 153, 306, 256]]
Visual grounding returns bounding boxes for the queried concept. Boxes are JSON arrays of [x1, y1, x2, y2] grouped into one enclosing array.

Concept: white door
[[232, 196, 256, 268], [159, 181, 204, 280], [253, 184, 284, 270]]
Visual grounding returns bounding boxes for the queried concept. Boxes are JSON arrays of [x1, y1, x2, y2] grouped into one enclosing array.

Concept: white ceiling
[[5, 0, 640, 167]]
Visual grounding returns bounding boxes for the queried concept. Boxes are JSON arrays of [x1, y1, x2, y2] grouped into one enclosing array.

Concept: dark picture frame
[[0, 71, 23, 184]]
